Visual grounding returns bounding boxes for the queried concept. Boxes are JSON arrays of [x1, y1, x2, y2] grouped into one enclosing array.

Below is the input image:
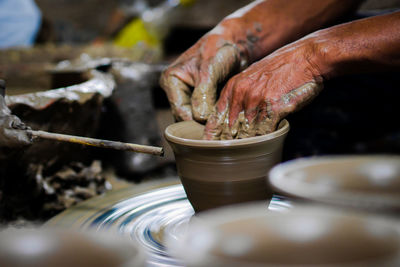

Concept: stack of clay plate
[[269, 155, 400, 214]]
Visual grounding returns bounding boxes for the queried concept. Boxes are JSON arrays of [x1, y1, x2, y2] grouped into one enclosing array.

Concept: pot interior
[[165, 120, 289, 147]]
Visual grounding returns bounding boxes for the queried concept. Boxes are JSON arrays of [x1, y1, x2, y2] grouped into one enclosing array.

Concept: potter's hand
[[204, 38, 323, 140], [205, 10, 400, 140], [160, 27, 244, 122], [160, 0, 362, 122], [0, 95, 32, 147]]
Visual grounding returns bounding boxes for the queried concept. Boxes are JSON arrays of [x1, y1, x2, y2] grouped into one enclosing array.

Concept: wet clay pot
[[167, 204, 400, 266], [165, 120, 289, 212], [269, 155, 400, 214], [0, 229, 146, 267]]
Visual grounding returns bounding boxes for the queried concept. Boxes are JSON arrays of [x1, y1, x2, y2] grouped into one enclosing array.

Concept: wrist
[[208, 0, 285, 67], [210, 0, 305, 66], [305, 29, 344, 81], [214, 19, 252, 68], [214, 17, 280, 69], [307, 24, 371, 80]]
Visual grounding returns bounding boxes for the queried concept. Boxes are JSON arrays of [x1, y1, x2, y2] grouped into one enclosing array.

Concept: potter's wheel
[[46, 179, 291, 266]]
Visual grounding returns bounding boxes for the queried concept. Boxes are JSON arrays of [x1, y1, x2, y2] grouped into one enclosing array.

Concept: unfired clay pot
[[269, 155, 400, 214], [164, 120, 289, 212], [0, 229, 146, 267], [167, 204, 400, 266]]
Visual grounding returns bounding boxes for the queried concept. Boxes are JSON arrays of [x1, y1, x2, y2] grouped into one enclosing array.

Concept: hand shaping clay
[[191, 44, 241, 122], [205, 81, 323, 141]]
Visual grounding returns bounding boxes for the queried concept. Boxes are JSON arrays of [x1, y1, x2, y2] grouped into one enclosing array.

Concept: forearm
[[311, 11, 400, 79], [215, 0, 363, 64]]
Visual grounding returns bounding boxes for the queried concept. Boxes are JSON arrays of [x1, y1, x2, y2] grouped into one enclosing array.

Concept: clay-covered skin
[[205, 11, 400, 140], [0, 95, 32, 147], [204, 39, 323, 140], [160, 28, 244, 122], [160, 0, 363, 123]]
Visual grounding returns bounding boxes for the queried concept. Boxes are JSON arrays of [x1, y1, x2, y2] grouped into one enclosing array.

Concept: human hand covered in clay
[[159, 22, 246, 122], [0, 94, 32, 147], [160, 0, 363, 123], [204, 10, 400, 140], [204, 39, 323, 140]]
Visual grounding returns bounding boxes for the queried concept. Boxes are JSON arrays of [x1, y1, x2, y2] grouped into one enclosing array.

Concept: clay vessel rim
[[270, 154, 400, 189], [269, 155, 400, 208], [165, 119, 289, 148]]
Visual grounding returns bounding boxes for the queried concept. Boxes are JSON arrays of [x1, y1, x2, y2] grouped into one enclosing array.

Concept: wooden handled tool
[[28, 130, 164, 156]]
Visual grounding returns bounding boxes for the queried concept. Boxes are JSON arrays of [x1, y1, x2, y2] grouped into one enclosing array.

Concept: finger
[[160, 75, 193, 121], [203, 76, 235, 140], [235, 87, 262, 138], [278, 81, 323, 117], [238, 106, 258, 139], [228, 74, 264, 138], [225, 99, 242, 139], [254, 100, 278, 136], [203, 106, 227, 140], [237, 111, 257, 139], [231, 111, 246, 139], [220, 110, 233, 140], [191, 45, 240, 122], [215, 78, 239, 140]]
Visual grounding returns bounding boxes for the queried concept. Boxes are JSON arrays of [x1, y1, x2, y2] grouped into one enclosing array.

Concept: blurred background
[[0, 0, 399, 227]]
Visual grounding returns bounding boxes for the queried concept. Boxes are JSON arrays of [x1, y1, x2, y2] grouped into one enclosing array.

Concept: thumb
[[191, 45, 240, 122], [160, 74, 193, 121]]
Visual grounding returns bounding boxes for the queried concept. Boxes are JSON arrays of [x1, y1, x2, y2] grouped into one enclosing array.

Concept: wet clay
[[165, 119, 289, 212], [270, 156, 400, 214]]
